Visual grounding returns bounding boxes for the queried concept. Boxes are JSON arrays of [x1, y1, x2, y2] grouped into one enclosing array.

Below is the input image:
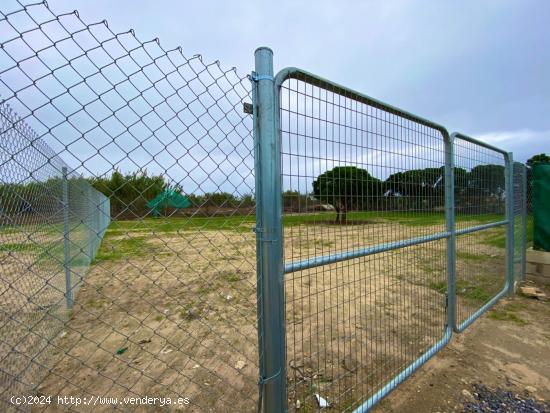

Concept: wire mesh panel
[[513, 162, 527, 282], [0, 103, 110, 408], [278, 71, 450, 412], [453, 134, 508, 331], [0, 1, 256, 411]]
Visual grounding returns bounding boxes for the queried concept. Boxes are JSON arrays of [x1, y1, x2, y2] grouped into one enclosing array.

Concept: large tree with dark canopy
[[312, 166, 382, 223], [527, 153, 550, 168]]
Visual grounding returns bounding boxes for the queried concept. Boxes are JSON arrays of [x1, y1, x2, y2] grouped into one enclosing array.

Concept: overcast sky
[[44, 0, 549, 164]]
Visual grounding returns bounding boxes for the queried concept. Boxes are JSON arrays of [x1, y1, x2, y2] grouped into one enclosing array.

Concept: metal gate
[[0, 2, 528, 407], [252, 48, 522, 412]]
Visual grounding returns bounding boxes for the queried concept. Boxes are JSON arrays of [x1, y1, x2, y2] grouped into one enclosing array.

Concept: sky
[[43, 0, 549, 164], [1, 0, 548, 194]]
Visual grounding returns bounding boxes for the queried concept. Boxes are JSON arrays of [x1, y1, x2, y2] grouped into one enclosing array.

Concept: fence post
[[445, 134, 456, 331], [521, 164, 528, 281], [62, 167, 73, 308], [87, 184, 95, 263], [253, 47, 287, 413], [505, 153, 515, 294]]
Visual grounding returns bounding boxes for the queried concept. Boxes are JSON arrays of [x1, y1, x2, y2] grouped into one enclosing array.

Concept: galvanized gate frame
[[252, 47, 517, 413], [451, 133, 515, 333]]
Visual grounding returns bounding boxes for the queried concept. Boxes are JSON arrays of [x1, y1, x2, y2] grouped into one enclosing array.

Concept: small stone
[[160, 346, 173, 354], [525, 385, 537, 393], [296, 399, 301, 409], [462, 389, 475, 402], [519, 286, 546, 300], [314, 394, 329, 408], [226, 295, 232, 301], [235, 360, 246, 370]]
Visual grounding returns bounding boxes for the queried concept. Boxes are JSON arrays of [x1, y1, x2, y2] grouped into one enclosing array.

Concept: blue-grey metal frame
[[274, 66, 453, 413], [253, 48, 288, 413], [450, 132, 514, 333], [253, 52, 518, 413]]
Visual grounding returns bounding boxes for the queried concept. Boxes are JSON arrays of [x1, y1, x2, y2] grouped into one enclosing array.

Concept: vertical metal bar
[[505, 153, 515, 294], [253, 47, 287, 413], [445, 133, 456, 331], [87, 184, 94, 263], [521, 164, 528, 281], [62, 166, 73, 308]]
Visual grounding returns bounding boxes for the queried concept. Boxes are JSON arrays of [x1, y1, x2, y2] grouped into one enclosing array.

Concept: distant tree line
[[0, 175, 98, 224], [309, 164, 507, 223], [526, 153, 550, 212], [89, 170, 254, 218], [3, 154, 546, 222]]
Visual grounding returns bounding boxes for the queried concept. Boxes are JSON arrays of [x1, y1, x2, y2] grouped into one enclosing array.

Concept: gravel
[[464, 384, 550, 413]]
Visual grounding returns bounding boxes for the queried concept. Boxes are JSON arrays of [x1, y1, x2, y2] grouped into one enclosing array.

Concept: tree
[[89, 169, 167, 217], [467, 164, 505, 195], [527, 153, 550, 168], [312, 166, 382, 224]]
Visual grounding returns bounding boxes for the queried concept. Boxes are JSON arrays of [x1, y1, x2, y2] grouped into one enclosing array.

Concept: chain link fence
[[1, 0, 257, 411], [0, 101, 110, 407], [0, 1, 531, 413]]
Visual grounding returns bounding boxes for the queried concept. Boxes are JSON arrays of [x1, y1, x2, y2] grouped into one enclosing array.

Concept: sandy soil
[[372, 281, 550, 413], [0, 219, 523, 413]]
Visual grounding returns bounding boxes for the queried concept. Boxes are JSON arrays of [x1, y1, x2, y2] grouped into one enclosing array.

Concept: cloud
[[473, 129, 550, 163]]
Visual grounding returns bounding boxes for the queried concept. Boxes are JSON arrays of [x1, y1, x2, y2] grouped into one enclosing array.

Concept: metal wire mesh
[[0, 1, 256, 411], [513, 162, 527, 282], [453, 137, 507, 328], [0, 102, 110, 408], [0, 1, 531, 411], [279, 74, 449, 412]]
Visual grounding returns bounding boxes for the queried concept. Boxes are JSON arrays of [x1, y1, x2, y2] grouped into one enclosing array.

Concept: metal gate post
[[62, 166, 73, 308], [445, 134, 456, 330], [505, 153, 515, 294], [252, 47, 287, 413]]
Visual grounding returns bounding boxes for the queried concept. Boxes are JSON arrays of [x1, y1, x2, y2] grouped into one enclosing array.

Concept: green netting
[[532, 163, 550, 251], [146, 190, 191, 216]]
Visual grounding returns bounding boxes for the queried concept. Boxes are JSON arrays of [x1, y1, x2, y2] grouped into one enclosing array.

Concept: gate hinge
[[243, 102, 253, 114]]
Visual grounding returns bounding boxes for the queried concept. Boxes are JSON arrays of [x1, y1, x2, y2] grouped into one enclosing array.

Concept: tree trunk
[[334, 202, 347, 224]]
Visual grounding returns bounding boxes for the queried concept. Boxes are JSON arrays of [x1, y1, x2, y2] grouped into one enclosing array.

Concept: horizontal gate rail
[[455, 220, 508, 236], [284, 231, 451, 274]]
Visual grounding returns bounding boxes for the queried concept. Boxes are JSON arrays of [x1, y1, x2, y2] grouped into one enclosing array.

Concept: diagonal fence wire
[[0, 1, 530, 412], [0, 1, 257, 411], [0, 102, 110, 407]]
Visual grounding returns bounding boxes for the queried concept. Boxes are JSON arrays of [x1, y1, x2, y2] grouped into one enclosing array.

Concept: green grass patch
[[95, 236, 150, 262], [489, 303, 527, 325], [456, 251, 487, 261], [429, 278, 492, 303], [0, 242, 39, 253], [103, 211, 507, 236], [466, 286, 492, 302], [482, 232, 506, 249], [429, 280, 447, 294]]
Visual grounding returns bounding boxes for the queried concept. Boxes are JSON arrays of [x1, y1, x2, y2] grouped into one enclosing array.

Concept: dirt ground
[[2, 218, 533, 413], [373, 281, 550, 413]]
